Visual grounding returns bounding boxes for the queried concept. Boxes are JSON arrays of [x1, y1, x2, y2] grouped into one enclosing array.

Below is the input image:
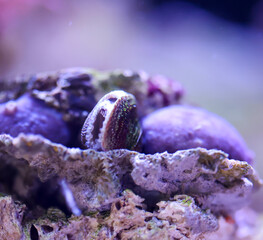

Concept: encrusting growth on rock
[[142, 105, 253, 163]]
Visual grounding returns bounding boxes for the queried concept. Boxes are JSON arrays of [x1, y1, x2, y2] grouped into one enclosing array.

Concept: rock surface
[[0, 195, 25, 240], [0, 68, 261, 239], [2, 191, 262, 240], [0, 133, 261, 215], [0, 68, 184, 122], [0, 192, 219, 240]]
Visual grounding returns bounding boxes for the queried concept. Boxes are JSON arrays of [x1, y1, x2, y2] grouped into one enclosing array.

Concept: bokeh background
[[0, 0, 263, 210]]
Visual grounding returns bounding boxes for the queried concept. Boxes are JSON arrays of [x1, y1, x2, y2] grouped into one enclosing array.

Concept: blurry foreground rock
[[0, 195, 25, 240], [0, 133, 262, 239], [0, 68, 262, 240]]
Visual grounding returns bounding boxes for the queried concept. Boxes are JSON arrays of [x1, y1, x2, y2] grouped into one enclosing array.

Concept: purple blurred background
[[0, 0, 263, 210]]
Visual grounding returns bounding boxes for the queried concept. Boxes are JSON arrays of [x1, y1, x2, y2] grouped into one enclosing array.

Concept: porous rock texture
[[0, 133, 261, 215], [0, 191, 219, 240], [0, 195, 25, 240], [2, 191, 262, 240]]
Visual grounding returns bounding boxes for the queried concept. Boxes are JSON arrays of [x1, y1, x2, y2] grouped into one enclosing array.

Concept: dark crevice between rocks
[[67, 233, 74, 240], [65, 122, 83, 148], [115, 200, 121, 210], [32, 179, 71, 216], [0, 155, 71, 221], [115, 233, 122, 240], [0, 160, 18, 193], [41, 225, 54, 234], [214, 179, 242, 189], [121, 174, 169, 212], [30, 225, 39, 240]]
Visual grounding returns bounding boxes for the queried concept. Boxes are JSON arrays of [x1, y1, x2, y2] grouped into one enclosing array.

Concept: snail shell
[[81, 90, 142, 151]]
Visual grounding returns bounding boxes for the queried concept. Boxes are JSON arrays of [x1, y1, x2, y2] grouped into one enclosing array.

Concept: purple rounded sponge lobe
[[142, 105, 253, 164], [0, 94, 70, 145]]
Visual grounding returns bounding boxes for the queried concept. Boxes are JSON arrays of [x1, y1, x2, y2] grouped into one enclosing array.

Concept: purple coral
[[142, 105, 253, 163], [0, 94, 70, 145]]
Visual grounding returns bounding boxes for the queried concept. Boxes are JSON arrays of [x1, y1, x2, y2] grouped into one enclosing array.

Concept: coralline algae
[[0, 94, 70, 145], [142, 105, 253, 163]]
